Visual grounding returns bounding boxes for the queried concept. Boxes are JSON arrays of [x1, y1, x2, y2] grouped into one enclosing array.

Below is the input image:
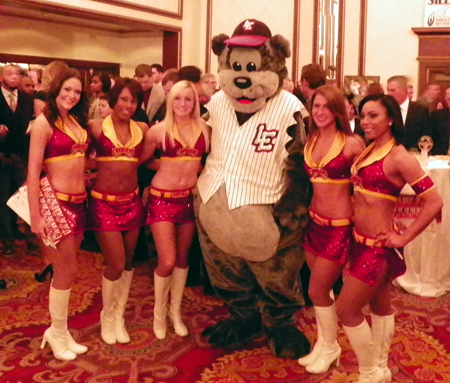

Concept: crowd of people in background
[[0, 59, 446, 382]]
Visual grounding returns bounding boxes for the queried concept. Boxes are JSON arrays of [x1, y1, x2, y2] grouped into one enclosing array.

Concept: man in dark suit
[[0, 64, 33, 256], [387, 75, 430, 150], [430, 86, 450, 155]]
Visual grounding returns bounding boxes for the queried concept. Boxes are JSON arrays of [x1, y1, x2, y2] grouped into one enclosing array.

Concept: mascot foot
[[202, 319, 263, 350], [265, 325, 311, 359]]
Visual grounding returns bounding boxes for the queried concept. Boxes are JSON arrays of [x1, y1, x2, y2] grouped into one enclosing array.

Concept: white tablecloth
[[394, 157, 450, 297]]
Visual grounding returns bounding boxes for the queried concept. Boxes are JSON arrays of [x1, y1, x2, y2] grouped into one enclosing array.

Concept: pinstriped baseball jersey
[[197, 90, 302, 210]]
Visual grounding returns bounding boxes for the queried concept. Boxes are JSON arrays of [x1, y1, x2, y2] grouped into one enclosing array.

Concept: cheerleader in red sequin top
[[27, 68, 90, 361], [87, 78, 149, 346], [140, 80, 210, 340], [298, 85, 365, 374], [336, 94, 442, 383]]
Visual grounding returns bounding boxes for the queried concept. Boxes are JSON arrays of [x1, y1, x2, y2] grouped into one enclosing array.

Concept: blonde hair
[[41, 61, 69, 91], [162, 80, 210, 151]]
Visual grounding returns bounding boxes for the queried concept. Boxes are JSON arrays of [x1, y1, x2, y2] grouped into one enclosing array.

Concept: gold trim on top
[[102, 116, 143, 149], [54, 116, 87, 145], [353, 187, 399, 202], [305, 130, 346, 169], [351, 139, 396, 175], [44, 153, 86, 165]]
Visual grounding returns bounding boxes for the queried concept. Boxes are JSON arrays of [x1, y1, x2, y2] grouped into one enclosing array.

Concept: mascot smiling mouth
[[237, 96, 255, 105]]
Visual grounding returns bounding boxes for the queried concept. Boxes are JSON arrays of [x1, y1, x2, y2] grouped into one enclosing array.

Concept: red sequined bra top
[[304, 130, 352, 184], [351, 139, 402, 202], [95, 116, 143, 163], [43, 116, 90, 164], [160, 132, 207, 162]]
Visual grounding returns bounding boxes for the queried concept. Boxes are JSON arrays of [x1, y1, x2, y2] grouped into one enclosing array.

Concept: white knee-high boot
[[371, 313, 395, 383], [305, 303, 341, 374], [101, 276, 117, 345], [153, 272, 172, 339], [51, 285, 88, 355], [298, 317, 323, 366], [343, 320, 385, 383], [168, 267, 189, 337], [41, 286, 78, 361], [115, 269, 133, 344], [298, 291, 335, 367]]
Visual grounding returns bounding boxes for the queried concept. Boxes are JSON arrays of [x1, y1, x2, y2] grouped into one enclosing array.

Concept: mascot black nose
[[234, 77, 252, 89]]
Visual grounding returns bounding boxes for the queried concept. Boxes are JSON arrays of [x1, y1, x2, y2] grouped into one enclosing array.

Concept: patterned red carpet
[[1, 245, 450, 383]]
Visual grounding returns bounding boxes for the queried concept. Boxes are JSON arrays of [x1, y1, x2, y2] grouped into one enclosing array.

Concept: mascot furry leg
[[195, 188, 310, 359]]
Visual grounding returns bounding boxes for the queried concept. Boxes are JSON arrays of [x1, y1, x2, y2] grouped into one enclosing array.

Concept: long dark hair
[[358, 94, 404, 144], [92, 71, 112, 94], [44, 68, 89, 129]]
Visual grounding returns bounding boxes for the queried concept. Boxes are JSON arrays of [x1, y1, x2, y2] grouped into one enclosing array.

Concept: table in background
[[394, 156, 450, 298]]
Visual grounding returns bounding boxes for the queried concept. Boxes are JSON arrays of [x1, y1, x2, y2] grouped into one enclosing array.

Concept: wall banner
[[425, 1, 450, 27]]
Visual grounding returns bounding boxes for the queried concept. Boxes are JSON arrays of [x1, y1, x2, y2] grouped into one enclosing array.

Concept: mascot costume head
[[212, 19, 290, 114], [196, 19, 311, 360]]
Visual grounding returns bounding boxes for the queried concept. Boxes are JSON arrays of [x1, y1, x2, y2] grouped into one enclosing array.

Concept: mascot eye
[[246, 62, 257, 72], [232, 62, 242, 71]]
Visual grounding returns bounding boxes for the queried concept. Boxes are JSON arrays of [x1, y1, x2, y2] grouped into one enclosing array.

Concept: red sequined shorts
[[87, 188, 145, 232], [55, 191, 87, 235], [346, 230, 406, 286], [146, 186, 195, 225], [301, 210, 353, 265]]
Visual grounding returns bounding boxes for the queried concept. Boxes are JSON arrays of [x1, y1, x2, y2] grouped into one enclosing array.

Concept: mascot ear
[[270, 35, 291, 59], [212, 34, 230, 56]]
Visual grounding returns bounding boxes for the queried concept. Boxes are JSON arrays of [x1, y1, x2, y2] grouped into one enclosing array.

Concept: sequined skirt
[[146, 186, 195, 225], [346, 230, 406, 286], [301, 210, 353, 265], [87, 189, 145, 232], [56, 194, 87, 235]]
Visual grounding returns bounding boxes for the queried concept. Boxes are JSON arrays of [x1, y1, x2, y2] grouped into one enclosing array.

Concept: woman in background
[[87, 78, 148, 345], [28, 68, 43, 92], [337, 94, 442, 382], [28, 68, 90, 361], [141, 80, 209, 339], [298, 85, 365, 374], [89, 72, 112, 120]]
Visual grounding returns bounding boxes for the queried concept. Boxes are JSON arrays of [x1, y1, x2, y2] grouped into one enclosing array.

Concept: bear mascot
[[194, 19, 312, 359]]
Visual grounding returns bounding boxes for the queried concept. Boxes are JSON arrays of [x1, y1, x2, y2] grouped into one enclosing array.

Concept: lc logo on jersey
[[252, 124, 278, 152]]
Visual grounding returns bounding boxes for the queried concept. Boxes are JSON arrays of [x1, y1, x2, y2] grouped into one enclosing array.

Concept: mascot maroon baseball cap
[[225, 19, 272, 47]]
